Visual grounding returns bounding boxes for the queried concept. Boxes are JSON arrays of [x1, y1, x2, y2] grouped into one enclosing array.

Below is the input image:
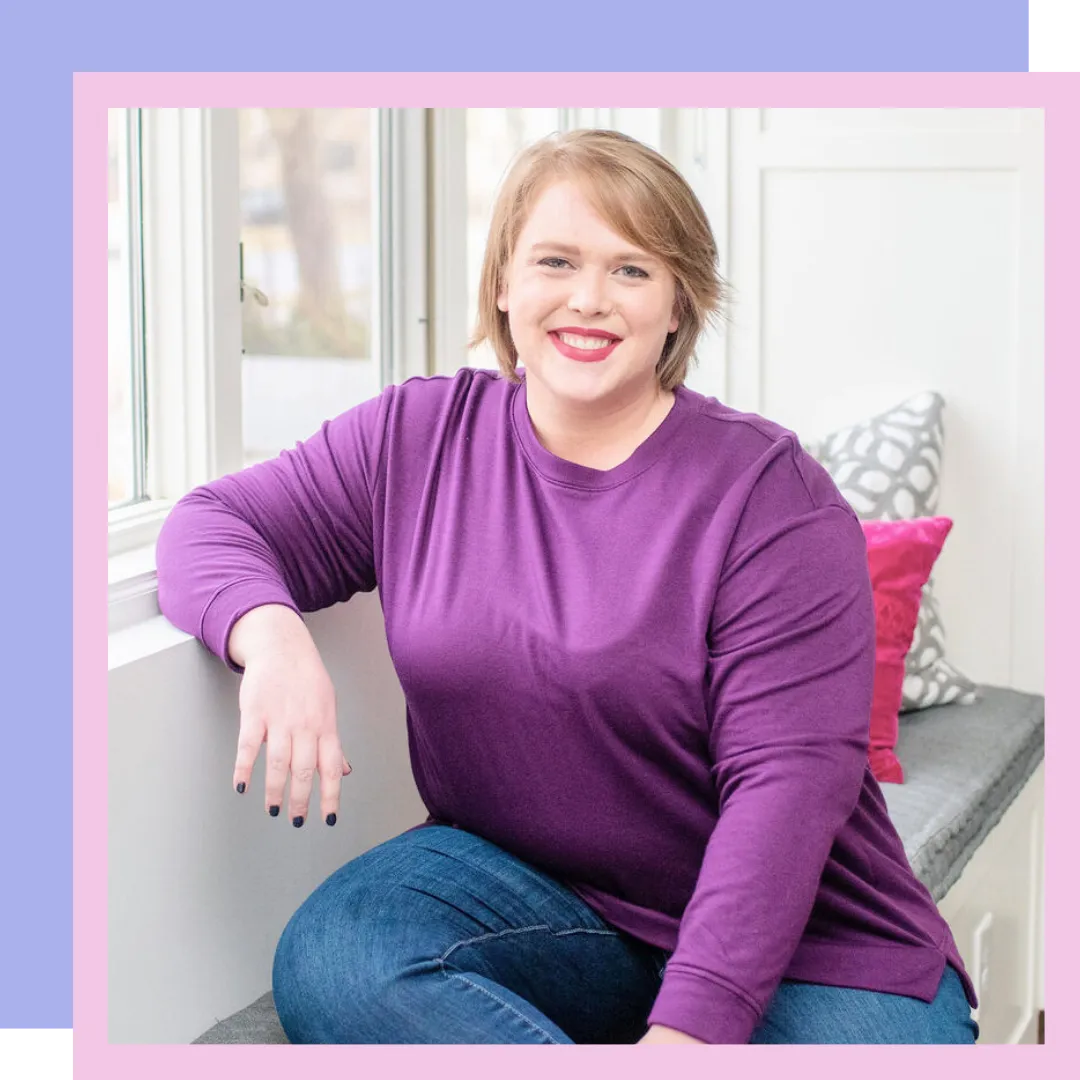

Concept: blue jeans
[[272, 825, 978, 1044]]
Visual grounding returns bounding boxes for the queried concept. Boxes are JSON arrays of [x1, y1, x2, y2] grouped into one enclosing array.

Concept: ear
[[668, 286, 684, 334], [497, 274, 509, 313]]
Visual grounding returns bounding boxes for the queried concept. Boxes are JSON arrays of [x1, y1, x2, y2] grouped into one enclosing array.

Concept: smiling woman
[[493, 181, 682, 467], [156, 127, 980, 1046], [467, 130, 724, 468], [471, 129, 723, 395]]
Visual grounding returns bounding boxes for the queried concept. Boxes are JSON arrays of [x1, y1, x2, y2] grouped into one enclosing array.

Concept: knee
[[271, 883, 434, 1044], [272, 900, 336, 1043]]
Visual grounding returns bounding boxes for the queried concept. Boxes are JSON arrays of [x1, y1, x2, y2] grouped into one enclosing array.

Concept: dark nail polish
[[269, 805, 280, 817], [326, 813, 337, 827], [292, 816, 304, 828], [236, 782, 246, 794]]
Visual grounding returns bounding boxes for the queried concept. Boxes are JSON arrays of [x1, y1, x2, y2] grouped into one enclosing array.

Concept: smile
[[548, 328, 622, 363], [556, 332, 615, 350]]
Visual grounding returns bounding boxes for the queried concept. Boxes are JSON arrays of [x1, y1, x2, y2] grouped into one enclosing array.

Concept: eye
[[617, 265, 650, 279], [538, 256, 572, 269]]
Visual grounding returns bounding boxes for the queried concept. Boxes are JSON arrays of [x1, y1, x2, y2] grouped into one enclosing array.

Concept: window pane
[[610, 108, 662, 151], [108, 108, 140, 508], [239, 108, 377, 466], [465, 109, 560, 369]]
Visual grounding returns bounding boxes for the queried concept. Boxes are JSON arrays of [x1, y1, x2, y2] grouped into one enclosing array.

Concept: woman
[[156, 129, 979, 1045]]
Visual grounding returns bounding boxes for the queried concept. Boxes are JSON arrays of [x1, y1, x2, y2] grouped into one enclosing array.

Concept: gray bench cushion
[[193, 991, 286, 1044], [883, 684, 1044, 903], [193, 684, 1045, 1043]]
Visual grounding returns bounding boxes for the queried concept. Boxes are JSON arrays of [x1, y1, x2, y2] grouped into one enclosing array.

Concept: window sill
[[108, 544, 198, 671], [108, 500, 173, 558], [108, 542, 161, 636], [108, 499, 176, 635]]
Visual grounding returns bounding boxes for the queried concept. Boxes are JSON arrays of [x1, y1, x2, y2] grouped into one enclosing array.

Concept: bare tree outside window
[[239, 108, 377, 466]]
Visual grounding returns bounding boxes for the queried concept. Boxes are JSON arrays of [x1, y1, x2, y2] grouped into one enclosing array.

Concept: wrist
[[639, 1024, 707, 1045], [227, 604, 309, 669]]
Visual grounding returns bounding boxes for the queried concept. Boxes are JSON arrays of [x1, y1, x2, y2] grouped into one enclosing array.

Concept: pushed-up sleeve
[[647, 437, 876, 1043], [155, 391, 389, 673]]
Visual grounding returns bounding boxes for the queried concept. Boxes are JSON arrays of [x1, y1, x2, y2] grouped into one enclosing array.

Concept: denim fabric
[[751, 965, 978, 1044], [272, 825, 977, 1045]]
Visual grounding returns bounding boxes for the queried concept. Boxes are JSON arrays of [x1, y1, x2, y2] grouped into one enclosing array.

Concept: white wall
[[107, 596, 425, 1043], [703, 108, 1044, 695]]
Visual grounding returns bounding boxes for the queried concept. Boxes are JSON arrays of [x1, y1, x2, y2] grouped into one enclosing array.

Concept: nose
[[567, 268, 612, 317]]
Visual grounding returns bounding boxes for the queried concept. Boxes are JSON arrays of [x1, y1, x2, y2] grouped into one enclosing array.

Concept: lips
[[548, 327, 622, 364]]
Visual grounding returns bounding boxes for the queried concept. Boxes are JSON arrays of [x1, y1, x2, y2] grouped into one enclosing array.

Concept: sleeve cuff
[[198, 578, 302, 674], [646, 964, 762, 1044]]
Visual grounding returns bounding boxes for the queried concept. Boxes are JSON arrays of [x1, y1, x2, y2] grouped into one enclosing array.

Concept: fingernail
[[326, 813, 337, 827], [292, 816, 304, 828], [236, 782, 246, 794], [269, 805, 280, 817]]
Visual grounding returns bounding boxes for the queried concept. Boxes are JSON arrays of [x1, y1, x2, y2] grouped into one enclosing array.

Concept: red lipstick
[[548, 327, 622, 364]]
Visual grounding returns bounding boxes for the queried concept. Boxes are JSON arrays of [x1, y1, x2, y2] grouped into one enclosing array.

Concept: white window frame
[[108, 107, 429, 635], [428, 109, 468, 377], [663, 108, 730, 404]]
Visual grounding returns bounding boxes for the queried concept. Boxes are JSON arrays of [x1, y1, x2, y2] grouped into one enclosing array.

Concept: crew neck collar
[[510, 371, 694, 490]]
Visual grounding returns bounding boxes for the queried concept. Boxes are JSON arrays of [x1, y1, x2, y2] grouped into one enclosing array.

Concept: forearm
[[648, 754, 865, 1042]]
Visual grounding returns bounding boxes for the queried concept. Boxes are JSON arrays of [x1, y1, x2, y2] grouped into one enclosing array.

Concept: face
[[497, 179, 680, 413]]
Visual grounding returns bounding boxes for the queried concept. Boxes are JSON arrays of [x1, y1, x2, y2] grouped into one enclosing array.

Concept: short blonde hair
[[469, 129, 726, 391]]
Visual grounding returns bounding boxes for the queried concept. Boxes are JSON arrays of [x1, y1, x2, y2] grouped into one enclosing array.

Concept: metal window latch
[[240, 279, 269, 306], [239, 240, 269, 305]]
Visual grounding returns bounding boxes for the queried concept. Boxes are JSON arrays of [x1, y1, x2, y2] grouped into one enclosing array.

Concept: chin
[[544, 365, 618, 401], [526, 346, 649, 405]]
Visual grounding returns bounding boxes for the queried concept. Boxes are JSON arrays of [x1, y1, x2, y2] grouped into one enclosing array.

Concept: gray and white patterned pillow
[[805, 392, 978, 712]]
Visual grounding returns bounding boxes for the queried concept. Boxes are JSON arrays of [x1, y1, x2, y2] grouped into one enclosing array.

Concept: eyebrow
[[528, 241, 659, 264]]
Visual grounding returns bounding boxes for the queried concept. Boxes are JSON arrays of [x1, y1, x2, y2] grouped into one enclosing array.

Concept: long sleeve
[[646, 439, 876, 1043], [155, 390, 389, 673]]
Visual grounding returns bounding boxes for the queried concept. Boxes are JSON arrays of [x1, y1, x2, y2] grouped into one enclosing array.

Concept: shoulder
[[387, 366, 507, 406], [336, 366, 509, 436], [678, 386, 849, 518]]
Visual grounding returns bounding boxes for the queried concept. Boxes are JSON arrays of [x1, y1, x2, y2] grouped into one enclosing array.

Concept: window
[[108, 108, 146, 510], [107, 107, 428, 631], [238, 108, 380, 467]]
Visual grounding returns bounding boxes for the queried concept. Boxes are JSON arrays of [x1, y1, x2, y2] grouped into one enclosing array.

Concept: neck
[[525, 378, 676, 470]]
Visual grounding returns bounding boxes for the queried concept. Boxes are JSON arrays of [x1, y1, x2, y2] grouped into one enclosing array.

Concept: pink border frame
[[78, 73, 1078, 1079]]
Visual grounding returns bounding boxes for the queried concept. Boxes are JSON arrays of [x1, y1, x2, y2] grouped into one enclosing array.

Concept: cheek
[[506, 280, 552, 327], [631, 296, 678, 339], [505, 297, 541, 346]]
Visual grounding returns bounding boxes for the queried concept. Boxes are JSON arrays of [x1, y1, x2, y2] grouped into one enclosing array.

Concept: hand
[[230, 605, 352, 827], [638, 1025, 707, 1045]]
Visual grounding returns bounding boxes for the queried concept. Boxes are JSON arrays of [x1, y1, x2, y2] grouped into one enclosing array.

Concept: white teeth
[[557, 332, 615, 350]]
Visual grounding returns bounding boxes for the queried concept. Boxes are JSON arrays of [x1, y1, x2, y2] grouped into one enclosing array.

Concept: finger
[[318, 734, 345, 825], [343, 756, 353, 777], [264, 725, 291, 817], [288, 732, 318, 827], [234, 716, 267, 795]]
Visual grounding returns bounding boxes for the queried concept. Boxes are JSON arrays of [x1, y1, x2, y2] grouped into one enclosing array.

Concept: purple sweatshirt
[[156, 367, 977, 1043]]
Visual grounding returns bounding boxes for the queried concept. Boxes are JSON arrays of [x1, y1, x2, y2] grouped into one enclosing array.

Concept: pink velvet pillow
[[862, 516, 954, 784]]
